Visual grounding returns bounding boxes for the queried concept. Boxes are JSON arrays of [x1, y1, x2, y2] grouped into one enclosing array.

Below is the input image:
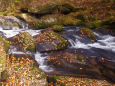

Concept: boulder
[[78, 28, 97, 42], [21, 2, 77, 15], [0, 16, 20, 30], [11, 32, 35, 51], [35, 30, 68, 52], [6, 53, 48, 86]]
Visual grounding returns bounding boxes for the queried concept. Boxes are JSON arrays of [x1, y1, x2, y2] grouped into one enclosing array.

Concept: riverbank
[[0, 0, 114, 30]]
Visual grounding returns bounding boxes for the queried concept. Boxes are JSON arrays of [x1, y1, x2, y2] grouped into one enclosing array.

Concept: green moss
[[100, 16, 115, 29], [0, 43, 6, 80], [57, 2, 77, 14], [0, 11, 9, 16], [14, 65, 21, 71], [35, 23, 54, 29], [13, 32, 35, 51], [27, 44, 36, 52], [86, 20, 102, 29], [52, 25, 63, 32], [0, 36, 10, 52], [57, 41, 68, 50], [61, 16, 78, 26], [36, 30, 68, 50], [79, 28, 97, 42], [75, 55, 84, 62], [27, 1, 76, 15]]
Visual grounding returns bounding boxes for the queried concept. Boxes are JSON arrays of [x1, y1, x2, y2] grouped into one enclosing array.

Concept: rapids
[[0, 16, 115, 82]]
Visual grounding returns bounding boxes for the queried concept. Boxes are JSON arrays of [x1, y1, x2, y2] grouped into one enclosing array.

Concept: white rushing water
[[0, 26, 41, 38], [35, 52, 54, 72], [0, 16, 54, 72], [1, 16, 115, 73], [69, 32, 115, 52]]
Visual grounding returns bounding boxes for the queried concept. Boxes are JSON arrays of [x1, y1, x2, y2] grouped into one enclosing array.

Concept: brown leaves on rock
[[11, 32, 35, 51], [79, 28, 97, 42], [35, 30, 67, 51], [0, 54, 47, 86]]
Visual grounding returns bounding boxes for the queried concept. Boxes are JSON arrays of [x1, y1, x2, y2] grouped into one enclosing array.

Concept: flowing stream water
[[0, 16, 115, 82]]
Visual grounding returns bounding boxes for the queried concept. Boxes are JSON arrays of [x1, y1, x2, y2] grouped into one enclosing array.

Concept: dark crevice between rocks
[[20, 3, 81, 19]]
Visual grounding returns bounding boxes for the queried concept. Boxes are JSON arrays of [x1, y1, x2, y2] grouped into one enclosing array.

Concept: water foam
[[0, 26, 41, 38], [35, 52, 54, 72], [69, 32, 115, 52]]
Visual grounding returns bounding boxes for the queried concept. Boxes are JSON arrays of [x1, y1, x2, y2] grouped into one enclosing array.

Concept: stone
[[35, 30, 68, 52], [78, 28, 97, 42], [11, 32, 35, 51]]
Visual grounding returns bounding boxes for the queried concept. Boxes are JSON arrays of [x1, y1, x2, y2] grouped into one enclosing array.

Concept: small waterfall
[[0, 16, 54, 73], [0, 16, 115, 82], [67, 31, 115, 53], [88, 33, 115, 52], [35, 52, 54, 72], [0, 16, 41, 38]]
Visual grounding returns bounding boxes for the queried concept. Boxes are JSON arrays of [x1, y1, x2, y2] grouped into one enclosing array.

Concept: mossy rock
[[60, 16, 80, 26], [34, 22, 54, 29], [12, 32, 35, 51], [35, 30, 68, 52], [0, 43, 6, 80], [85, 20, 102, 29], [100, 16, 115, 30], [19, 13, 59, 29], [85, 16, 115, 29], [51, 25, 63, 32], [27, 44, 36, 52], [79, 28, 97, 42], [24, 1, 77, 15], [0, 36, 10, 52], [74, 13, 86, 22], [0, 16, 19, 30]]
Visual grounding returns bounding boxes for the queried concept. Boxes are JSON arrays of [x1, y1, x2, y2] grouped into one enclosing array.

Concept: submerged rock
[[47, 50, 85, 69], [11, 32, 35, 51], [35, 30, 68, 52]]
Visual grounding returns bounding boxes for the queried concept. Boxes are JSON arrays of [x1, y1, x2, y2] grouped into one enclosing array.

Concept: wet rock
[[78, 28, 97, 42], [35, 30, 68, 52], [11, 32, 35, 51], [47, 49, 86, 72], [0, 16, 20, 30], [0, 43, 6, 80]]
